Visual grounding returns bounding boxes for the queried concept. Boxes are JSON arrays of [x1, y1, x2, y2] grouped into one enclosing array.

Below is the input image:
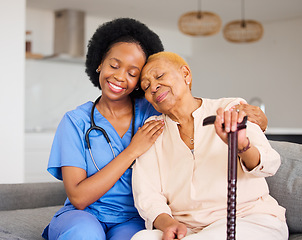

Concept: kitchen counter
[[265, 128, 302, 144], [266, 127, 302, 135]]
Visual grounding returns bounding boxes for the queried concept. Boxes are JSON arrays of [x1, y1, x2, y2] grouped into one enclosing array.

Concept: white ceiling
[[27, 0, 302, 29]]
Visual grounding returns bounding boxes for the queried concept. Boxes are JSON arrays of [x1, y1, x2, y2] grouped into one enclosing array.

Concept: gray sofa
[[0, 140, 301, 240]]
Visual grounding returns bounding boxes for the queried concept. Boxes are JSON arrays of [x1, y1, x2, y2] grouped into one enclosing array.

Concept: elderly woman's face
[[140, 57, 188, 113]]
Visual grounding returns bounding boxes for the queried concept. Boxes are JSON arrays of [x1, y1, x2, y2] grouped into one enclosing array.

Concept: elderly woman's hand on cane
[[214, 107, 261, 171]]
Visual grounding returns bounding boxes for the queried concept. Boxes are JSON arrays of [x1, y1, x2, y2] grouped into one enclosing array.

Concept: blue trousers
[[42, 209, 145, 240]]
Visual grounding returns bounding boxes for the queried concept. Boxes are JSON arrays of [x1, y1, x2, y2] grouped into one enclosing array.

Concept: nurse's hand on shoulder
[[231, 101, 267, 132], [128, 119, 164, 158]]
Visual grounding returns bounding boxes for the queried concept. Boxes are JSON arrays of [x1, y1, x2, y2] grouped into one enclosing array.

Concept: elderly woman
[[131, 52, 288, 240]]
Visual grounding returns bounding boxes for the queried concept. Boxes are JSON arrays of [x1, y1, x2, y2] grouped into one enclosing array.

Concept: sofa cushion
[[0, 182, 66, 211], [289, 234, 302, 240], [0, 205, 61, 240], [267, 140, 302, 234]]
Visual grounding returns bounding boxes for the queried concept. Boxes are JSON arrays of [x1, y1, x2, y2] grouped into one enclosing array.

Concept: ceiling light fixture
[[223, 0, 263, 43], [178, 0, 222, 36]]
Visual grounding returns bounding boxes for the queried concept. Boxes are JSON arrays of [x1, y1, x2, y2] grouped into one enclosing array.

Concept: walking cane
[[203, 115, 247, 240]]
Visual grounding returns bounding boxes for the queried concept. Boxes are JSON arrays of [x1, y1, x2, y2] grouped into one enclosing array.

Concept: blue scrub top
[[47, 98, 159, 223]]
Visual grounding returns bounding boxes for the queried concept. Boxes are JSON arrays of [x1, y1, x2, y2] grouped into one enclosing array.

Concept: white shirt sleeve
[[132, 137, 173, 229], [240, 121, 281, 177]]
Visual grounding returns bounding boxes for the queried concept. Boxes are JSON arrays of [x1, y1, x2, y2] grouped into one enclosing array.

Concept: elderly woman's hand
[[153, 213, 187, 240], [214, 108, 261, 170], [214, 108, 248, 151], [231, 101, 267, 132]]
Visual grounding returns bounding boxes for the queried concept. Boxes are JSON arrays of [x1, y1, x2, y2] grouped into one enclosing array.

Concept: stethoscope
[[85, 95, 135, 171]]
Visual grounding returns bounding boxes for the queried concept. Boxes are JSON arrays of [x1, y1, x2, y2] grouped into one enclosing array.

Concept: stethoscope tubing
[[85, 95, 135, 171]]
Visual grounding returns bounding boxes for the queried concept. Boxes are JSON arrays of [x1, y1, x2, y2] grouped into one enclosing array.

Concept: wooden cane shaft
[[227, 131, 238, 240], [202, 115, 247, 240]]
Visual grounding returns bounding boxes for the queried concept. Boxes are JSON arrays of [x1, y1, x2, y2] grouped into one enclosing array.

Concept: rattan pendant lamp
[[223, 0, 263, 43], [178, 0, 222, 36]]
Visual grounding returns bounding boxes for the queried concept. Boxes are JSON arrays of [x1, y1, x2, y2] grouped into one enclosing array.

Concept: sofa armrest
[[0, 182, 66, 211], [267, 140, 302, 234]]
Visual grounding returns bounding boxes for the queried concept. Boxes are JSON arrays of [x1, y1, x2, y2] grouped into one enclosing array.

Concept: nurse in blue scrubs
[[42, 18, 165, 240]]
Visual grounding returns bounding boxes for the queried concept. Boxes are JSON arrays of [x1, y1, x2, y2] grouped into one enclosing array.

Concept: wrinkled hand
[[214, 108, 249, 150], [128, 120, 164, 158], [162, 222, 187, 240], [231, 101, 267, 132]]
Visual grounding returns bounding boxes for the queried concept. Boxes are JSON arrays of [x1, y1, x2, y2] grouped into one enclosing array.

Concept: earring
[[96, 64, 102, 73], [135, 87, 139, 91]]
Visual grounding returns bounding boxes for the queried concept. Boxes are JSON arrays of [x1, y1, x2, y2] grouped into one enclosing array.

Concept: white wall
[[0, 0, 25, 183], [25, 9, 99, 131], [189, 18, 302, 129]]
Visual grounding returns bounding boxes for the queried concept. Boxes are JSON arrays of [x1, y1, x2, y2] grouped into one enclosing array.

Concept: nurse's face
[[98, 42, 146, 101]]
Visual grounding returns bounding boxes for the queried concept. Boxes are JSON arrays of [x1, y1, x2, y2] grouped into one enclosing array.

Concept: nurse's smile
[[108, 81, 125, 93]]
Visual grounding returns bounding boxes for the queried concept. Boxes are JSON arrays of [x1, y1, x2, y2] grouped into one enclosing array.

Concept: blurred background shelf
[[26, 52, 44, 59]]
